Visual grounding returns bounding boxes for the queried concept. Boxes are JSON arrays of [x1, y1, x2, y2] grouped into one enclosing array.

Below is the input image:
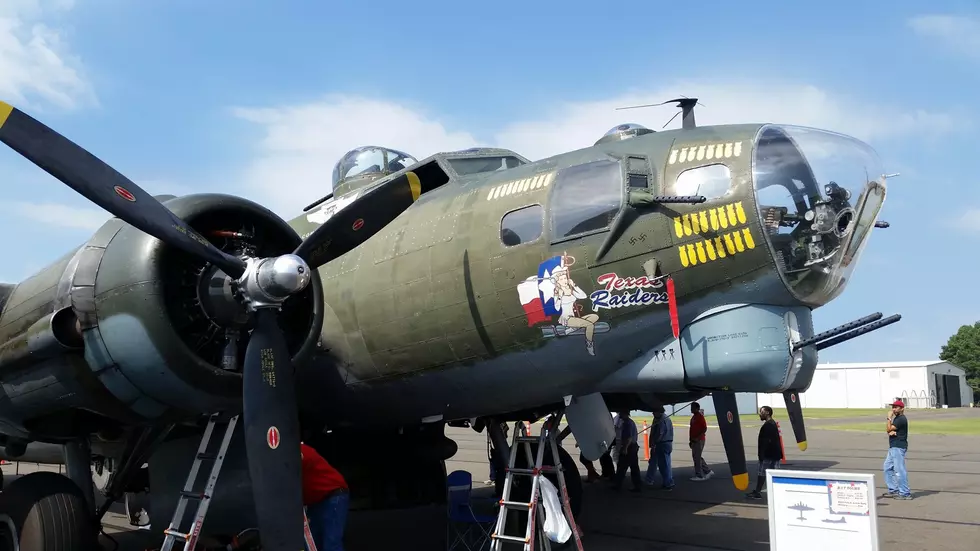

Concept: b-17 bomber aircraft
[[0, 98, 901, 550]]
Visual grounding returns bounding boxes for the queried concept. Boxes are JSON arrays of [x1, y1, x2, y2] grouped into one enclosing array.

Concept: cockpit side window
[[449, 156, 525, 176], [550, 159, 624, 242], [500, 204, 544, 247], [673, 164, 732, 200]]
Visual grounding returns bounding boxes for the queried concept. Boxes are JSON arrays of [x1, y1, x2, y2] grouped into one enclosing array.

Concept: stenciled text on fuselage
[[590, 273, 668, 311]]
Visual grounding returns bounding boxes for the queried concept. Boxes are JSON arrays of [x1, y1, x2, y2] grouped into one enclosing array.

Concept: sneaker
[[704, 470, 714, 480], [690, 475, 706, 482], [881, 492, 897, 498], [894, 494, 913, 500], [644, 480, 657, 486], [662, 485, 674, 491], [746, 491, 763, 500]]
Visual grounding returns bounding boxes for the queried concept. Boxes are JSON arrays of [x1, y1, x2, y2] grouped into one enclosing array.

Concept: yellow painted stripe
[[406, 171, 422, 201], [0, 102, 13, 129]]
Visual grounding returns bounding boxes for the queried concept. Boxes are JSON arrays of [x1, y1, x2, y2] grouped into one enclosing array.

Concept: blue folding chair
[[447, 470, 498, 551]]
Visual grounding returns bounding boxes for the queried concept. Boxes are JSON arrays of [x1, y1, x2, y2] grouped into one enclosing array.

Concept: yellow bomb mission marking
[[678, 228, 756, 267], [673, 201, 748, 238], [669, 141, 743, 165], [486, 172, 555, 201]]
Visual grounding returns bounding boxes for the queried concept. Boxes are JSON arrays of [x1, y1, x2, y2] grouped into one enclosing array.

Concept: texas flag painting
[[516, 255, 564, 326]]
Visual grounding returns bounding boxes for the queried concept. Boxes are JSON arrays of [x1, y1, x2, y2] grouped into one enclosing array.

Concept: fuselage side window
[[673, 164, 732, 200], [550, 160, 624, 242], [500, 204, 544, 247]]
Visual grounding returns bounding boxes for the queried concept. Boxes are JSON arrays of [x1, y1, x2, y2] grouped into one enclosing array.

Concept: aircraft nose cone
[[257, 254, 313, 298]]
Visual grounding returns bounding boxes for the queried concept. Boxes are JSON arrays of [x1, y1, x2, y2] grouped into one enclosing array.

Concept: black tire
[[494, 444, 583, 550], [0, 471, 98, 551]]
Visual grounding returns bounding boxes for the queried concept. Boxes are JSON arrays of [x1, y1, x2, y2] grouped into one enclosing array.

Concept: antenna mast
[[616, 97, 701, 130]]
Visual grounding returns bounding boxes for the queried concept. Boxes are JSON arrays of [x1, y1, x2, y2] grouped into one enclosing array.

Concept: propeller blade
[[294, 170, 422, 269], [711, 391, 749, 491], [782, 390, 808, 451], [242, 308, 304, 550], [0, 102, 247, 279]]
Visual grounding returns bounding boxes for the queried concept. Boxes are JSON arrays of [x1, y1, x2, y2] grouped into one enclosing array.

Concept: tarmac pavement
[[3, 408, 977, 550]]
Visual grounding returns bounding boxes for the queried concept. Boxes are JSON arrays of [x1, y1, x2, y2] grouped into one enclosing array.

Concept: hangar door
[[935, 373, 963, 408], [943, 375, 962, 407]]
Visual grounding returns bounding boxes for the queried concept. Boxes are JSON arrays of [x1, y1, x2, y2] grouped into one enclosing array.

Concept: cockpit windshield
[[331, 146, 418, 189], [753, 125, 886, 305]]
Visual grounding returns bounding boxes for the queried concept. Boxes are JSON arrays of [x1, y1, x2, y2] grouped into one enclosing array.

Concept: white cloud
[[233, 79, 959, 215], [908, 14, 980, 60], [231, 96, 480, 214], [0, 0, 94, 110], [6, 201, 109, 231], [950, 208, 980, 233]]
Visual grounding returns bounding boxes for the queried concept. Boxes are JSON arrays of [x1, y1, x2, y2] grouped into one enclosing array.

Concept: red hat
[[890, 400, 905, 408]]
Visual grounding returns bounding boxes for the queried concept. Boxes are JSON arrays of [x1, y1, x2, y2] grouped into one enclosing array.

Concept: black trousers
[[613, 442, 641, 489], [579, 442, 615, 478]]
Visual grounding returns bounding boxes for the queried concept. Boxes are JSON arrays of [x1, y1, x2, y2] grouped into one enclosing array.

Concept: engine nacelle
[[596, 303, 818, 396], [82, 194, 323, 418], [0, 194, 322, 432]]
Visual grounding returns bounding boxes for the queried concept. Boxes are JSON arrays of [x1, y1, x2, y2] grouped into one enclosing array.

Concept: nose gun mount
[[791, 311, 902, 353]]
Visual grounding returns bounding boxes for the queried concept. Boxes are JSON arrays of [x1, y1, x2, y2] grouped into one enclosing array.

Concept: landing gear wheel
[[0, 471, 98, 551], [494, 444, 583, 550]]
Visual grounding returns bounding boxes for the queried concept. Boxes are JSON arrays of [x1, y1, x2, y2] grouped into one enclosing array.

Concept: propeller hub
[[240, 254, 312, 309]]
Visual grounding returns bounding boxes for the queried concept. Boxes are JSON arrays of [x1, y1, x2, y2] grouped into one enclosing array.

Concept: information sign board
[[767, 469, 879, 551]]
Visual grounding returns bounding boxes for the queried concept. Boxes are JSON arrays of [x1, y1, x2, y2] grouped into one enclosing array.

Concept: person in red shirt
[[688, 402, 714, 481], [301, 442, 349, 551]]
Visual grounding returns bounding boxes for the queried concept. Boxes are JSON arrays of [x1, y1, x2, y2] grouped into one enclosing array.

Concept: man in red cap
[[302, 442, 350, 550], [883, 400, 912, 500]]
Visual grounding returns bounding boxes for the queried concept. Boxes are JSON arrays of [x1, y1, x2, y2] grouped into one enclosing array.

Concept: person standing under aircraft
[[746, 406, 782, 499], [612, 410, 642, 492], [645, 409, 675, 490], [302, 442, 350, 551], [883, 400, 912, 500], [689, 402, 714, 481]]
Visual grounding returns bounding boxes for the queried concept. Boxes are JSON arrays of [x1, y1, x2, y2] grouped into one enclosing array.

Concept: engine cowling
[[0, 194, 322, 430], [82, 193, 323, 418]]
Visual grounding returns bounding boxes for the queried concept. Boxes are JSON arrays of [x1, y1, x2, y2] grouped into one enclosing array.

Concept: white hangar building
[[669, 360, 973, 417], [757, 360, 973, 410]]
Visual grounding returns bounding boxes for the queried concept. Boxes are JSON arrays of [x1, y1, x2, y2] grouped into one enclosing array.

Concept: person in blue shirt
[[612, 410, 642, 492], [883, 399, 912, 500], [644, 409, 675, 490]]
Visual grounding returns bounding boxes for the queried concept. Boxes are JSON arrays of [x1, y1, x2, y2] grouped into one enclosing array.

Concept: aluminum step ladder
[[490, 413, 584, 551], [161, 413, 238, 551]]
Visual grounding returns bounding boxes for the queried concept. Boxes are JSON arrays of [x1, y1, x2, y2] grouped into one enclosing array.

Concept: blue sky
[[1, 0, 978, 364]]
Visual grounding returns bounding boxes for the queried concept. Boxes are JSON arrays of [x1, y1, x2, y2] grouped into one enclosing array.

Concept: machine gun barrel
[[0, 307, 82, 371], [814, 314, 902, 351], [791, 312, 883, 351], [651, 195, 707, 204]]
